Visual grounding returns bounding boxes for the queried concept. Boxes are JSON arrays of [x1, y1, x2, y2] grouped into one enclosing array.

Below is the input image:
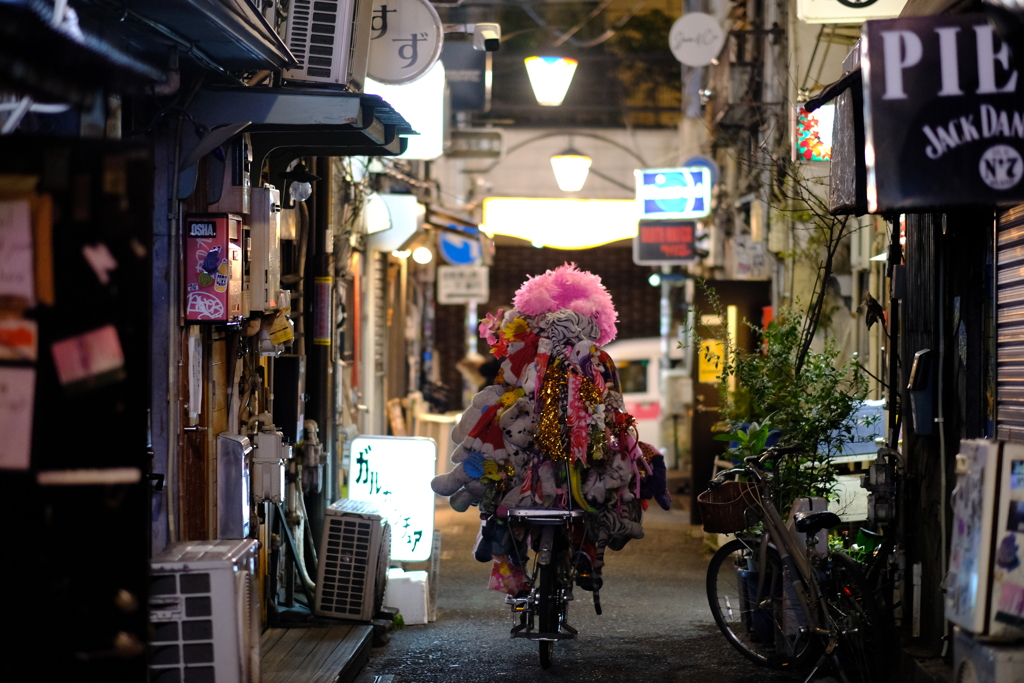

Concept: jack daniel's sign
[[863, 14, 1024, 212]]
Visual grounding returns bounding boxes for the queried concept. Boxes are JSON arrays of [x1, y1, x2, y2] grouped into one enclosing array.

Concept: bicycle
[[700, 444, 892, 683], [503, 507, 600, 669]]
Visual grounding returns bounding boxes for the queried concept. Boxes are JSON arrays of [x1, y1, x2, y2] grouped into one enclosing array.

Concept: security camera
[[472, 23, 501, 52]]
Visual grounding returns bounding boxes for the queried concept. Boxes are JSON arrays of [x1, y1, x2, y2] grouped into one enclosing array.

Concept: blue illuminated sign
[[634, 166, 712, 219]]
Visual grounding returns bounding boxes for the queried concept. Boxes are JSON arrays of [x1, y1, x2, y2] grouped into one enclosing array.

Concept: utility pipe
[[937, 215, 949, 655]]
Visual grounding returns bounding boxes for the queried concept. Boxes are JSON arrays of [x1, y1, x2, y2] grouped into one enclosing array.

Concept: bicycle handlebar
[[709, 443, 805, 488], [757, 443, 804, 463]]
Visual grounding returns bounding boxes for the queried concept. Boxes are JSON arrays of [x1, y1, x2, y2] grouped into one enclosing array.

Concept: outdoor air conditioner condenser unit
[[149, 539, 261, 683], [314, 499, 391, 621], [282, 0, 373, 90]]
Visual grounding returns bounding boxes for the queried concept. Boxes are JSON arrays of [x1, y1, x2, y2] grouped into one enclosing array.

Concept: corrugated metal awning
[[187, 86, 415, 185]]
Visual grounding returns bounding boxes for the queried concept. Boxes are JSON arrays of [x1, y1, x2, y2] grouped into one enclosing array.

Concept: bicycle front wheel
[[706, 538, 817, 670]]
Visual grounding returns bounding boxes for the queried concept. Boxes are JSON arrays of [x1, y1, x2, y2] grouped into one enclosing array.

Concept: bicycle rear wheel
[[538, 563, 557, 669], [826, 552, 890, 683], [706, 538, 817, 669]]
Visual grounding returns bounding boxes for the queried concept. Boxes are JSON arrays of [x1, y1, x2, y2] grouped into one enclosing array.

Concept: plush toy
[[638, 444, 671, 511]]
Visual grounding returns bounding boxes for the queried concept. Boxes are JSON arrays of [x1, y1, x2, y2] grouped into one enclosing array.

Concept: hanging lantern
[[524, 56, 578, 106], [550, 149, 592, 192], [412, 246, 434, 264]]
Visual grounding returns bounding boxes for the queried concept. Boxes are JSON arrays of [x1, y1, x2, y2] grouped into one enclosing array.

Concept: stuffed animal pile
[[430, 263, 671, 594]]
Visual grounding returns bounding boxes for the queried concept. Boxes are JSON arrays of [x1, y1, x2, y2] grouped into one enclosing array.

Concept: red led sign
[[633, 219, 700, 265]]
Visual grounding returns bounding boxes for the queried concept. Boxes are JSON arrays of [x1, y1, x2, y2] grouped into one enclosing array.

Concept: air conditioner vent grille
[[149, 572, 220, 682], [318, 517, 372, 616], [282, 0, 369, 88]]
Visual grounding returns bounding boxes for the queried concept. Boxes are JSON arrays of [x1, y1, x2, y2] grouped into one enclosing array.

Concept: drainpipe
[[305, 157, 332, 546], [937, 215, 949, 655]]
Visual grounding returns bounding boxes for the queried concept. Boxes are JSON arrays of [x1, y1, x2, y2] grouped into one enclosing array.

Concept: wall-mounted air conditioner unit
[[314, 499, 391, 621], [149, 540, 260, 683], [282, 0, 373, 91]]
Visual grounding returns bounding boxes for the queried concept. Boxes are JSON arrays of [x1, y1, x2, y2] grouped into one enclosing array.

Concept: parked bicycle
[[700, 444, 893, 683], [503, 505, 601, 669]]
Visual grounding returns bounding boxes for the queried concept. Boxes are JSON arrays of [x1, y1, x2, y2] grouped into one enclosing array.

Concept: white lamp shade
[[550, 151, 592, 192], [525, 56, 578, 106]]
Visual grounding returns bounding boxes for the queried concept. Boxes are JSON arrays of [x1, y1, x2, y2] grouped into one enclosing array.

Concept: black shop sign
[[863, 14, 1024, 212]]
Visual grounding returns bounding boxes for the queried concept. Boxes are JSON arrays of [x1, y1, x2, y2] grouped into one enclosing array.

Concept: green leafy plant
[[713, 417, 777, 462], [698, 304, 873, 516]]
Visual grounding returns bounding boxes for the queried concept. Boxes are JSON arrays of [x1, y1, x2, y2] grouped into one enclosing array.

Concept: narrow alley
[[359, 506, 795, 683], [6, 0, 1024, 681]]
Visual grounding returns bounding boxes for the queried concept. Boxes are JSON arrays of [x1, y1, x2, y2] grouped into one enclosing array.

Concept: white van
[[602, 337, 685, 459]]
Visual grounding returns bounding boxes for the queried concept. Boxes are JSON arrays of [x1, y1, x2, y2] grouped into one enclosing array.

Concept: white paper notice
[[0, 366, 34, 470], [0, 200, 35, 307]]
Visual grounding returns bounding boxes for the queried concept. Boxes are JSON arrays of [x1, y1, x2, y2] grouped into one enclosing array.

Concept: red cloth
[[507, 333, 540, 379]]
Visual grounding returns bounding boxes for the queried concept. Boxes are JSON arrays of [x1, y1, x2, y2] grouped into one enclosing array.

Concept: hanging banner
[[862, 14, 1024, 212], [440, 40, 489, 111], [313, 276, 332, 346]]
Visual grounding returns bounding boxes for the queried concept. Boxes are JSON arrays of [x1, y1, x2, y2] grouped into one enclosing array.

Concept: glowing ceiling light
[[412, 246, 434, 264], [392, 250, 412, 259], [524, 56, 578, 106], [550, 149, 592, 192], [482, 197, 637, 249]]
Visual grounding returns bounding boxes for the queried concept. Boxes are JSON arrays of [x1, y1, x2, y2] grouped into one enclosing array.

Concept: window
[[616, 360, 648, 394]]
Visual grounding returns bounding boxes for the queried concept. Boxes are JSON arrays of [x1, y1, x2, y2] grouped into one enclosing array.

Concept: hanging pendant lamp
[[550, 148, 592, 192], [525, 56, 578, 106]]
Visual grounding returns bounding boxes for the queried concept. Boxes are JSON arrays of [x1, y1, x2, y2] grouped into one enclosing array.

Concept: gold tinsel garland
[[536, 358, 569, 461], [579, 377, 602, 407]]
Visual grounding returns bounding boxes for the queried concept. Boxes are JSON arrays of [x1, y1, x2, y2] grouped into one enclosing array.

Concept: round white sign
[[366, 0, 444, 85], [669, 13, 726, 67], [979, 144, 1024, 190]]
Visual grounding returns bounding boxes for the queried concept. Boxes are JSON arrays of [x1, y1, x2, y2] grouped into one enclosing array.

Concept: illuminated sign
[[794, 103, 835, 162], [635, 166, 712, 219], [481, 197, 637, 249], [797, 0, 906, 25], [347, 436, 437, 562], [365, 62, 446, 160], [633, 220, 700, 265]]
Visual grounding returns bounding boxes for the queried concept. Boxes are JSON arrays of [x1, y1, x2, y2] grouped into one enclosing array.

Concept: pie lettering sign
[[862, 13, 1024, 211]]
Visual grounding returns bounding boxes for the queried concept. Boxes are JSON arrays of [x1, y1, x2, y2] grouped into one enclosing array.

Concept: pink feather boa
[[512, 263, 618, 345]]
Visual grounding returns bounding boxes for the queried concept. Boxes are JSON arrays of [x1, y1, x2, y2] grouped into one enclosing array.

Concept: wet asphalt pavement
[[356, 504, 806, 683]]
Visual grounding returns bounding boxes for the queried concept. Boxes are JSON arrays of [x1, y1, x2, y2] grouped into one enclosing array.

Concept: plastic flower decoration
[[478, 309, 504, 346]]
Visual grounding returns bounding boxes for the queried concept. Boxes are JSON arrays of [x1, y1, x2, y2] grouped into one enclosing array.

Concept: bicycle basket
[[697, 481, 760, 533]]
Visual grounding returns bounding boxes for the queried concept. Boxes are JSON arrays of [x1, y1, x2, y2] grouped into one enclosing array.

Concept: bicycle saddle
[[793, 510, 842, 535]]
